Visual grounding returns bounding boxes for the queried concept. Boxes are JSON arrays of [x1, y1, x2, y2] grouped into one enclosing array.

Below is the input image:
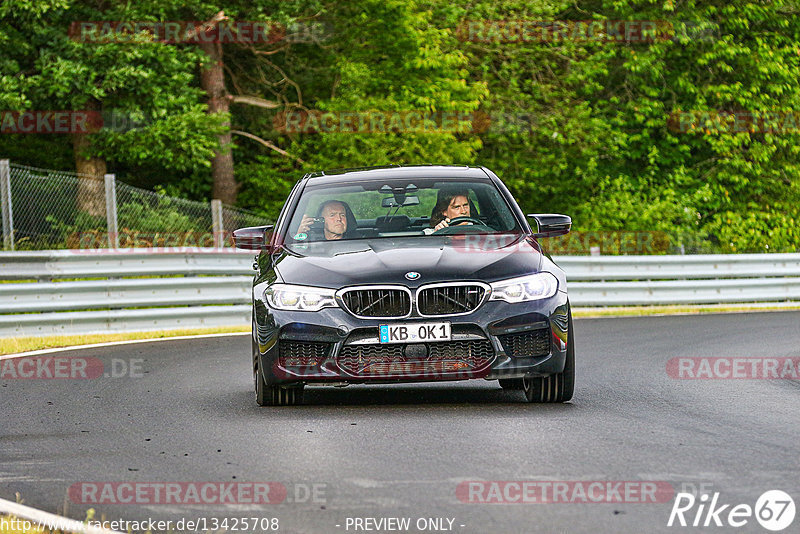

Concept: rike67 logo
[[668, 490, 795, 531]]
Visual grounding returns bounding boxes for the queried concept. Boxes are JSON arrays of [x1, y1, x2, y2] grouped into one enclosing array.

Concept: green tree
[[1, 0, 223, 214], [231, 0, 488, 215]]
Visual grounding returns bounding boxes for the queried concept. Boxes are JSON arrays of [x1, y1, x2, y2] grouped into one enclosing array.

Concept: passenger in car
[[297, 200, 357, 240]]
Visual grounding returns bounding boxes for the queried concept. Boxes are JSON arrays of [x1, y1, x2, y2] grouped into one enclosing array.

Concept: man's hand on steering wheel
[[432, 216, 486, 233]]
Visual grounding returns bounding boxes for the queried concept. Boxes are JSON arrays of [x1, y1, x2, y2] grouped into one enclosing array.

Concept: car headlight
[[264, 284, 339, 311], [489, 272, 558, 303]]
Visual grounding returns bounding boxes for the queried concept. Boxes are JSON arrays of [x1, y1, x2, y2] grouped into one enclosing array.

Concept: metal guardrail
[[0, 250, 255, 337], [1, 250, 799, 337], [555, 253, 800, 281], [0, 277, 250, 313], [556, 253, 800, 306], [0, 249, 254, 279]]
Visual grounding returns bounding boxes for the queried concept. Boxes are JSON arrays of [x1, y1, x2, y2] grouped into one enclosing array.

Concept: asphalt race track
[[2, 312, 799, 534]]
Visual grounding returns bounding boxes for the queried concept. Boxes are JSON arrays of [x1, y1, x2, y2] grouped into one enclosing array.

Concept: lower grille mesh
[[278, 340, 330, 366], [337, 340, 494, 376], [498, 328, 551, 358]]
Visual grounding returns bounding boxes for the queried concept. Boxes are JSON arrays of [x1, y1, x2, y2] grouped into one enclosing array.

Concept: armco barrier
[[0, 250, 255, 337], [555, 253, 800, 306], [1, 250, 799, 337], [554, 254, 800, 281]]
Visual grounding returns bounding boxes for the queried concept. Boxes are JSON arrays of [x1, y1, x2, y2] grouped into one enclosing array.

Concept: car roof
[[302, 165, 491, 185]]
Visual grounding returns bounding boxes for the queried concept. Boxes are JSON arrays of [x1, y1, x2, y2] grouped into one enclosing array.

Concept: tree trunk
[[72, 100, 107, 217], [199, 40, 237, 204]]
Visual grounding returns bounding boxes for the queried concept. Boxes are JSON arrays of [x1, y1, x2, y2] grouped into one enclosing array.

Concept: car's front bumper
[[253, 291, 570, 386]]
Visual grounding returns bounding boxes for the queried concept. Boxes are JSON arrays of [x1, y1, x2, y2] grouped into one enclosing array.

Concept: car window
[[309, 189, 438, 219], [284, 178, 520, 245]]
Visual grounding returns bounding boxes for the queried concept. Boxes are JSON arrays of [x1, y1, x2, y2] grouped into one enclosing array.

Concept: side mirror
[[527, 214, 571, 238], [233, 225, 275, 250]]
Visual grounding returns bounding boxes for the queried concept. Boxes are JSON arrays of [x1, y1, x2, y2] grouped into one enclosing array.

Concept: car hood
[[274, 234, 543, 288]]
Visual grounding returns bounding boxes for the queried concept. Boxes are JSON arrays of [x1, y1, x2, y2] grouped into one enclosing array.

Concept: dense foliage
[[2, 0, 799, 252]]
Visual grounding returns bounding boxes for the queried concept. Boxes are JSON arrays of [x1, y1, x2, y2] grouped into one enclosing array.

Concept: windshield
[[283, 178, 522, 246]]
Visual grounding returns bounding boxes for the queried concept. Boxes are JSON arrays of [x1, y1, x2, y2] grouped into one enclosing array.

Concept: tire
[[498, 378, 524, 390], [523, 308, 575, 403], [253, 339, 304, 406], [254, 365, 305, 406]]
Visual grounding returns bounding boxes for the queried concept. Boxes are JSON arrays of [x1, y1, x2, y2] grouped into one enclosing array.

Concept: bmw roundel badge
[[405, 271, 421, 280]]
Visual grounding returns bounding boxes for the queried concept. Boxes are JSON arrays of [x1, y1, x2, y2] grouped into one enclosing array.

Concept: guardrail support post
[[0, 159, 14, 251], [211, 199, 224, 248], [104, 173, 118, 249]]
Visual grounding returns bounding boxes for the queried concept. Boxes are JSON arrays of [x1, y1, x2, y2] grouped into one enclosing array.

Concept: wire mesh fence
[[0, 160, 270, 251], [112, 181, 215, 249], [6, 163, 106, 250]]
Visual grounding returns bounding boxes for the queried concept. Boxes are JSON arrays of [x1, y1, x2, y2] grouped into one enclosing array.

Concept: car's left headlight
[[489, 272, 558, 303], [264, 284, 339, 311]]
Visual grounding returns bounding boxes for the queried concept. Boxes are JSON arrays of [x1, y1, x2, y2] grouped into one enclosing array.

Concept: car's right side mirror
[[527, 214, 571, 238]]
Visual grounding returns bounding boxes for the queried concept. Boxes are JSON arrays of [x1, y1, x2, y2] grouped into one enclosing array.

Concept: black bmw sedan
[[234, 165, 574, 406]]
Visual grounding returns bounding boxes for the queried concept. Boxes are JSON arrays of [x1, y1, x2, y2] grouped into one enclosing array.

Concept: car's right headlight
[[489, 272, 558, 303], [264, 284, 339, 311]]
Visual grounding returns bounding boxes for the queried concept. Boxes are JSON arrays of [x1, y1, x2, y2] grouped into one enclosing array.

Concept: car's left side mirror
[[233, 225, 275, 250], [527, 214, 571, 238]]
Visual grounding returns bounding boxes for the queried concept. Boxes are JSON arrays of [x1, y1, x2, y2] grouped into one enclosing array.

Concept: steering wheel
[[432, 216, 491, 235], [445, 216, 484, 226]]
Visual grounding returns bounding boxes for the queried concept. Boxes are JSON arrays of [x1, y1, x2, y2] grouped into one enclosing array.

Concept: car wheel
[[523, 309, 575, 403], [253, 339, 304, 406], [498, 378, 524, 390], [254, 364, 305, 406]]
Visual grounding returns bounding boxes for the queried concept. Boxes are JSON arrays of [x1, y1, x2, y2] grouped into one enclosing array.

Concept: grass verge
[[0, 326, 249, 356]]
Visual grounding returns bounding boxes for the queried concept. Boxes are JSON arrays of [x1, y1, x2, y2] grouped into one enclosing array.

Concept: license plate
[[379, 322, 451, 344]]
